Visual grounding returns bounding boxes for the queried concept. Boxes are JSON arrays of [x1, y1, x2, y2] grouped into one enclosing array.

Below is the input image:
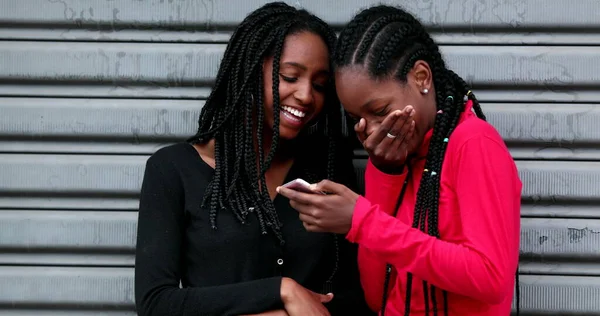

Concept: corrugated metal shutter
[[1, 0, 599, 314]]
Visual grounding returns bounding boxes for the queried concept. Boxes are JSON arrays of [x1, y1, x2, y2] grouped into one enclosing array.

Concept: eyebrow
[[282, 61, 330, 76], [283, 62, 307, 70]]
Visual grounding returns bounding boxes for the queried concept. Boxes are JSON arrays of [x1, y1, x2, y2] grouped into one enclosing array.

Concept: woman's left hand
[[276, 180, 360, 234]]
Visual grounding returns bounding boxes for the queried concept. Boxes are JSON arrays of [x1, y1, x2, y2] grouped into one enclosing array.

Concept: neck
[[257, 123, 293, 165]]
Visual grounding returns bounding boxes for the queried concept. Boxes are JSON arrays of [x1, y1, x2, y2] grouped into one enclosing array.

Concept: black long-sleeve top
[[134, 142, 372, 316]]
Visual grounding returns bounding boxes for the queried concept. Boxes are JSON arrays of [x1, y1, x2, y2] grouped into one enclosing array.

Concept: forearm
[[136, 277, 283, 316], [347, 197, 515, 304]]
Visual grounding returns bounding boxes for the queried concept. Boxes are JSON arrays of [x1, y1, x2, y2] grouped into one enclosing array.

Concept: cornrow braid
[[334, 5, 487, 316], [188, 2, 345, 248]]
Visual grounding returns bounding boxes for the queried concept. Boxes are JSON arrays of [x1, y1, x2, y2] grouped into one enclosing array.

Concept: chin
[[278, 128, 301, 141]]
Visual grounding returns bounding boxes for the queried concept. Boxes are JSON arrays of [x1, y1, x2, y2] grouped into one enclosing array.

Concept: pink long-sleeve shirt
[[346, 101, 522, 315]]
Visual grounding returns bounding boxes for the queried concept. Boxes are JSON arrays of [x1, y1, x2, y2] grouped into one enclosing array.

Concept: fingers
[[298, 209, 327, 233], [276, 186, 318, 204], [388, 106, 415, 144], [302, 221, 324, 233], [354, 118, 367, 143], [309, 179, 344, 194], [313, 292, 334, 303], [390, 116, 416, 154], [364, 110, 403, 148], [298, 213, 318, 226]]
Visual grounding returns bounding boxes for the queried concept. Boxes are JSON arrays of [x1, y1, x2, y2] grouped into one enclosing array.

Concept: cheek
[[277, 81, 293, 102], [414, 107, 434, 132]]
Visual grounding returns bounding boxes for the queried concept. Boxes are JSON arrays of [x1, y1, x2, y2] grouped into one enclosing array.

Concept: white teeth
[[282, 106, 306, 118]]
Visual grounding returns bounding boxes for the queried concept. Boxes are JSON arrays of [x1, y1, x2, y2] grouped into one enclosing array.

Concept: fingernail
[[276, 187, 281, 193]]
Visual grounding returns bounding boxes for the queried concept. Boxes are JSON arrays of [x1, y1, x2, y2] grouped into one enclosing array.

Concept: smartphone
[[281, 178, 326, 195]]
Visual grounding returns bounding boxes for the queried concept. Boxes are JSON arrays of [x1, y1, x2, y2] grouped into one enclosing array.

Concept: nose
[[365, 120, 378, 137], [293, 81, 314, 105]]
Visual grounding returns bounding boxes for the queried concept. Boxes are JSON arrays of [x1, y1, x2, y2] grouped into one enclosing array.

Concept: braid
[[189, 2, 344, 246], [335, 5, 488, 316]]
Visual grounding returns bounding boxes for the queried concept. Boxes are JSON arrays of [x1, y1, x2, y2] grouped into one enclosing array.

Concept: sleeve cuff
[[365, 159, 407, 185], [271, 277, 285, 309], [346, 196, 372, 243]]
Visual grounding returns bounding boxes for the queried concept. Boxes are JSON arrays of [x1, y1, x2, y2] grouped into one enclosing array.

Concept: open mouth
[[281, 105, 307, 123]]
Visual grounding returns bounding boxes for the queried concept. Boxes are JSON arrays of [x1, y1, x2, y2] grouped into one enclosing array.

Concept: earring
[[422, 88, 429, 95]]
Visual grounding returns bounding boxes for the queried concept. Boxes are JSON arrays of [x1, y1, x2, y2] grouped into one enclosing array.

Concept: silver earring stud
[[422, 88, 429, 94]]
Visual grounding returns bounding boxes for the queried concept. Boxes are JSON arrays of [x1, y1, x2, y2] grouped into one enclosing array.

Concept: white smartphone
[[281, 178, 326, 195]]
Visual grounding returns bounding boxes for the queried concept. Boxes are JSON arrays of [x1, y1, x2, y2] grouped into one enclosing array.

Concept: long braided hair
[[188, 2, 344, 246], [334, 5, 488, 316]]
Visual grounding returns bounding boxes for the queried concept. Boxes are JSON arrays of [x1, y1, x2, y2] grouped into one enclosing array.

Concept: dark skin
[[195, 31, 334, 316], [277, 61, 437, 235]]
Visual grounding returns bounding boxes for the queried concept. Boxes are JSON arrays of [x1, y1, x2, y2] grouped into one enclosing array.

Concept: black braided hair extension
[[334, 5, 489, 316], [187, 2, 344, 250]]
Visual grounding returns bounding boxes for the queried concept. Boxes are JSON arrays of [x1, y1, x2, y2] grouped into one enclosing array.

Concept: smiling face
[[262, 31, 331, 141], [335, 62, 438, 154]]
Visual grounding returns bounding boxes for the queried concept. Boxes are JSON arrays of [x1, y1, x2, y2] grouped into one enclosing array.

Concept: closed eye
[[280, 74, 297, 83], [374, 105, 390, 116]]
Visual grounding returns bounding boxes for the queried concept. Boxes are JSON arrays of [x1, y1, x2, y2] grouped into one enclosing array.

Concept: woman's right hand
[[280, 277, 333, 316], [355, 106, 416, 174]]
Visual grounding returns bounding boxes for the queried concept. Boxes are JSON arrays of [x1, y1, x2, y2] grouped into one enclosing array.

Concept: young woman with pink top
[[277, 5, 522, 316]]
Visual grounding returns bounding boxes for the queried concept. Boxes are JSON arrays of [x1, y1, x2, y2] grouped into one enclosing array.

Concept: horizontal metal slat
[[3, 29, 600, 46], [1, 212, 598, 268], [516, 275, 600, 314], [519, 262, 600, 276], [0, 253, 134, 267], [2, 86, 599, 105], [0, 211, 136, 252], [518, 161, 600, 203], [0, 97, 201, 141], [485, 103, 600, 146], [0, 84, 211, 99], [520, 218, 600, 261], [0, 266, 597, 315], [2, 98, 600, 160], [1, 156, 597, 200], [0, 196, 139, 212], [0, 154, 146, 195], [1, 156, 598, 208], [0, 42, 223, 84], [1, 42, 598, 87], [1, 0, 597, 28], [353, 159, 600, 203], [0, 266, 134, 310], [521, 205, 600, 219]]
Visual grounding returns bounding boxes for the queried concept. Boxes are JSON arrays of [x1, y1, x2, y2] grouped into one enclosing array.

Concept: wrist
[[374, 162, 405, 175]]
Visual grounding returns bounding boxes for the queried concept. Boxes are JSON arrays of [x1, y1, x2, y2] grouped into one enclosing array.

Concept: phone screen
[[281, 179, 326, 195]]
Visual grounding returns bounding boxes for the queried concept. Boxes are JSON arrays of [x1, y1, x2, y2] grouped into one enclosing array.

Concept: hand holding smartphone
[[281, 178, 326, 195]]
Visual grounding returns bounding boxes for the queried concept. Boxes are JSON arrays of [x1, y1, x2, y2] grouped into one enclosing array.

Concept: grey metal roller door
[[1, 0, 599, 314]]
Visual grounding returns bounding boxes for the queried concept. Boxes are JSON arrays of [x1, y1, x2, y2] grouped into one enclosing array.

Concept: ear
[[410, 60, 433, 94]]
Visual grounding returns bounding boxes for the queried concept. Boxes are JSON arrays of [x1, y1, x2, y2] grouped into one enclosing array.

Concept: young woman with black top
[[134, 2, 371, 316]]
